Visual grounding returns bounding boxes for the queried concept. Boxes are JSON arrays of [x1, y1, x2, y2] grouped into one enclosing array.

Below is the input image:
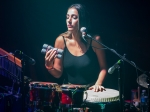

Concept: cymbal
[[137, 74, 149, 88]]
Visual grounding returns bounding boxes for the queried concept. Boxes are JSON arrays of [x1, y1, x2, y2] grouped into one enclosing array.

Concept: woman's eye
[[73, 16, 77, 19], [66, 15, 77, 19]]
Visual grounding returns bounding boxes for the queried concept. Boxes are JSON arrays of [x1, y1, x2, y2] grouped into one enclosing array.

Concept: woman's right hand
[[45, 49, 57, 67]]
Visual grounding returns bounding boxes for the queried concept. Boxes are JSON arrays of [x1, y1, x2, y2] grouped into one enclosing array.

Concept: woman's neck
[[71, 31, 82, 42]]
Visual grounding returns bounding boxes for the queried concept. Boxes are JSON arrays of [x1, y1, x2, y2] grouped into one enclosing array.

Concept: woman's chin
[[68, 30, 74, 33], [68, 28, 73, 31]]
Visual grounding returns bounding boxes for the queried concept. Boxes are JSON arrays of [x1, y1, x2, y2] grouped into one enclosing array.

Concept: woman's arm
[[45, 36, 65, 78], [89, 35, 107, 92]]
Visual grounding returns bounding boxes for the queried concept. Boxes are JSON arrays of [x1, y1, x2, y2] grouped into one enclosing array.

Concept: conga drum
[[29, 81, 59, 112], [83, 88, 120, 112], [60, 84, 87, 109]]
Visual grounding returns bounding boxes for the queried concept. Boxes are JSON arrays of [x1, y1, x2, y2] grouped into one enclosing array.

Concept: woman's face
[[66, 8, 79, 32]]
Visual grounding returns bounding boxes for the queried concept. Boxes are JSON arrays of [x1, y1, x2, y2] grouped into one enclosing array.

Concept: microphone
[[15, 50, 36, 65], [41, 44, 64, 59], [108, 60, 122, 74], [80, 27, 92, 41], [22, 52, 36, 65]]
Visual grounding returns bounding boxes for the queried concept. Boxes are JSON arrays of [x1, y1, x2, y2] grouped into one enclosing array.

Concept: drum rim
[[29, 81, 59, 89], [29, 81, 58, 85], [61, 84, 87, 89], [61, 88, 85, 92]]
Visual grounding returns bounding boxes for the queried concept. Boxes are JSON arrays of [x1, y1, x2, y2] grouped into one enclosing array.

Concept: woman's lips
[[67, 25, 73, 28]]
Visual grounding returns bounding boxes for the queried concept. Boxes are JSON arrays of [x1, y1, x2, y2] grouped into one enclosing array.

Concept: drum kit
[[22, 73, 149, 112], [25, 81, 120, 112]]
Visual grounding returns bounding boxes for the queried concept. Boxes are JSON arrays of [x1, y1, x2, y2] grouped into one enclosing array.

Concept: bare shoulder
[[54, 35, 65, 49], [93, 35, 101, 42], [91, 35, 102, 50], [91, 35, 106, 68]]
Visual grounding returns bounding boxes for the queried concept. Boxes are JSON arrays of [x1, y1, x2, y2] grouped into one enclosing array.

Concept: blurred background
[[0, 0, 150, 101]]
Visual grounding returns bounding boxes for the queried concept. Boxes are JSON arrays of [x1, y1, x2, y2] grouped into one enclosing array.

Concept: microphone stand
[[14, 51, 27, 112], [85, 35, 145, 72], [146, 77, 150, 112], [21, 58, 26, 112], [84, 35, 146, 112]]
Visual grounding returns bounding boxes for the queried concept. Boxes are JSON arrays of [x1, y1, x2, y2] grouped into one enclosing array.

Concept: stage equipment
[[80, 27, 149, 112], [0, 48, 22, 112], [28, 81, 60, 112]]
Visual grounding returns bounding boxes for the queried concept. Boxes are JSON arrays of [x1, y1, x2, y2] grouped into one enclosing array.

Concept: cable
[[83, 38, 107, 50]]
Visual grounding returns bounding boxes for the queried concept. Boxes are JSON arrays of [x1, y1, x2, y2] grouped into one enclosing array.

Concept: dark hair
[[68, 4, 91, 31]]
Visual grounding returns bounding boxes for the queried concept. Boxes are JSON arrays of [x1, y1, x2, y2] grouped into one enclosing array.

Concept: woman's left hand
[[89, 85, 105, 92]]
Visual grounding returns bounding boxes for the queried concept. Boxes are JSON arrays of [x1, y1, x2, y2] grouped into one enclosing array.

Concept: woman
[[45, 4, 106, 92]]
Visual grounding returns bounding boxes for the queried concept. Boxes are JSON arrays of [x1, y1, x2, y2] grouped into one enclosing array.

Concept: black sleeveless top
[[63, 37, 100, 85]]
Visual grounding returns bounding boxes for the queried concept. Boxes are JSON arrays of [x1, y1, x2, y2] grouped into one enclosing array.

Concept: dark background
[[0, 0, 150, 100]]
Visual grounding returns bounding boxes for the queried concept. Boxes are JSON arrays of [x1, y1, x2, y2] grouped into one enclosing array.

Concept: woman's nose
[[68, 17, 72, 23]]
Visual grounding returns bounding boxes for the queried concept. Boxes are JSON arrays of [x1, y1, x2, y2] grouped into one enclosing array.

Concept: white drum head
[[84, 88, 119, 103]]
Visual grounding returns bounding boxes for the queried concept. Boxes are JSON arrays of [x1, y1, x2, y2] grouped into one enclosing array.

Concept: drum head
[[83, 89, 120, 112], [84, 88, 119, 103]]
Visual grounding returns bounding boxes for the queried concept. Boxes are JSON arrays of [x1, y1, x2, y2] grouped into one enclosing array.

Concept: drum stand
[[98, 103, 106, 112], [117, 65, 124, 112]]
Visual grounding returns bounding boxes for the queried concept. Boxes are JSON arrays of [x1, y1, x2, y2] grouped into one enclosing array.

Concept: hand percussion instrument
[[29, 81, 59, 106], [60, 84, 87, 108], [83, 88, 119, 111]]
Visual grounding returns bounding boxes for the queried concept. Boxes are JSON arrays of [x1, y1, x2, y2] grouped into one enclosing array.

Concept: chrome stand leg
[[99, 104, 106, 112]]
